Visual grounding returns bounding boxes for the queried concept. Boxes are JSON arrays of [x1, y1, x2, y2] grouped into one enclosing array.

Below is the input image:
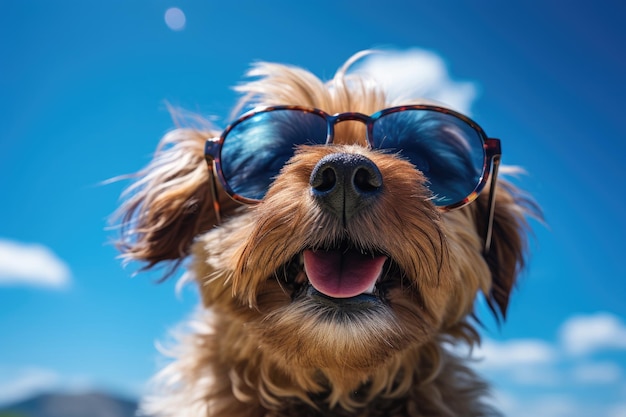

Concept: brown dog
[[116, 52, 535, 417]]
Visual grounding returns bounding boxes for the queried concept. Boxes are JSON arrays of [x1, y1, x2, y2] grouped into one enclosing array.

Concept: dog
[[115, 51, 536, 417]]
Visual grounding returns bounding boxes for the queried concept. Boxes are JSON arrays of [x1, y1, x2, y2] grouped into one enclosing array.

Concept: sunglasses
[[204, 105, 501, 253]]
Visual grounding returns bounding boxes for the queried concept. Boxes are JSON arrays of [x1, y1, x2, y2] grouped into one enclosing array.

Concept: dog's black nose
[[310, 153, 383, 222]]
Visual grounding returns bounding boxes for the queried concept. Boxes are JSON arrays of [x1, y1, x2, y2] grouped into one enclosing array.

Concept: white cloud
[[494, 392, 590, 417], [571, 361, 622, 384], [474, 338, 557, 369], [469, 313, 626, 416], [0, 366, 140, 407], [514, 396, 581, 417], [493, 390, 626, 417], [350, 48, 477, 114], [471, 338, 561, 386], [487, 389, 518, 415], [0, 367, 61, 406], [472, 313, 626, 416], [0, 238, 71, 289], [559, 312, 626, 356], [608, 403, 626, 417]]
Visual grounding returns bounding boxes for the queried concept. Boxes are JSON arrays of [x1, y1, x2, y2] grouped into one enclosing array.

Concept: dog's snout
[[310, 153, 382, 221]]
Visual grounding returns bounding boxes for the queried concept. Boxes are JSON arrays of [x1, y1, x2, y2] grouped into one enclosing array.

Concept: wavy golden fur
[[115, 52, 537, 416]]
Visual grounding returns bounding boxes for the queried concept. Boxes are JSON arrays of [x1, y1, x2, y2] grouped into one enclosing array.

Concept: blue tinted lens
[[221, 109, 328, 200], [372, 110, 485, 206]]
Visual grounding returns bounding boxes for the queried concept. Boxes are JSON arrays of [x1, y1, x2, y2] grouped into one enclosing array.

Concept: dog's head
[[116, 52, 535, 405]]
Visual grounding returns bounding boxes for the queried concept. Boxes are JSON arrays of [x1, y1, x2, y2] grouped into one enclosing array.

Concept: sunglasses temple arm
[[204, 138, 223, 225], [206, 160, 222, 225], [483, 155, 501, 255]]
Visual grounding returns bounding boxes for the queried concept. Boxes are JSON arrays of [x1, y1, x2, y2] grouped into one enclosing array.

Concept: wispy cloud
[[474, 338, 556, 369], [559, 312, 626, 356], [571, 362, 622, 384], [0, 366, 143, 407], [0, 367, 60, 406], [608, 403, 626, 417], [470, 338, 560, 386], [477, 312, 626, 417], [0, 367, 99, 406], [350, 48, 477, 114], [492, 389, 626, 417], [491, 390, 596, 417], [0, 239, 71, 289]]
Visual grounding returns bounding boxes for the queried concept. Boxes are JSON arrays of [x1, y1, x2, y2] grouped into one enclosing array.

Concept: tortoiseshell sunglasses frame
[[204, 105, 501, 253]]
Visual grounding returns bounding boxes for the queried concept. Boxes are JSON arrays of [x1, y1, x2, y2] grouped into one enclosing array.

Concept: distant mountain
[[0, 391, 138, 417]]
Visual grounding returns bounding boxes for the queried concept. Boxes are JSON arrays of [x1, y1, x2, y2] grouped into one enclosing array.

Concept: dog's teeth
[[295, 270, 307, 285], [364, 264, 387, 294]]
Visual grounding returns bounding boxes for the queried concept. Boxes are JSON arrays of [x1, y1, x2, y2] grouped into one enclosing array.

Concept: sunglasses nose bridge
[[328, 112, 372, 146]]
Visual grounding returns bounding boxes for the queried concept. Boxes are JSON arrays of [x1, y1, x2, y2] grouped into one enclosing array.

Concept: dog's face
[[204, 141, 448, 371], [116, 54, 531, 405]]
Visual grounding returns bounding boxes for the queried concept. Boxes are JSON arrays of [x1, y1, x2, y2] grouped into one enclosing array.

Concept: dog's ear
[[473, 179, 538, 322], [113, 127, 235, 275]]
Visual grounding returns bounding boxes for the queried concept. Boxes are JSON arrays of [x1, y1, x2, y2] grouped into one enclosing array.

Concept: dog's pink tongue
[[303, 249, 387, 298]]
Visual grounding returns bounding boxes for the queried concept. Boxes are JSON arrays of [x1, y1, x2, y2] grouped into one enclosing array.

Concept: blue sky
[[1, 1, 625, 415]]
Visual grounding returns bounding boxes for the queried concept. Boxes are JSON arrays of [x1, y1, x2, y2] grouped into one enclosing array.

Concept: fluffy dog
[[116, 51, 535, 417]]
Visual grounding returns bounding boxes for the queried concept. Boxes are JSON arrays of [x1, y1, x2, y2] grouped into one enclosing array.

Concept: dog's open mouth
[[283, 240, 396, 307], [303, 249, 387, 298]]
